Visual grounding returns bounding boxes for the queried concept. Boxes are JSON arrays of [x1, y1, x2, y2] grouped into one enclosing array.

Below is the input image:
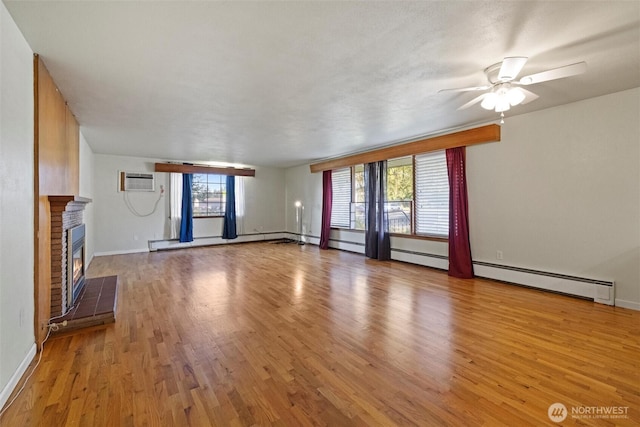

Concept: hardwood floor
[[1, 242, 638, 426]]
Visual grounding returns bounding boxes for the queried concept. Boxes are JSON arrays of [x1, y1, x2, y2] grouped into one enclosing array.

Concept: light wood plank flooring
[[1, 242, 638, 426]]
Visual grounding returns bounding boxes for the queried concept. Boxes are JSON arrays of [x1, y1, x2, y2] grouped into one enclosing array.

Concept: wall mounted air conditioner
[[119, 171, 155, 192]]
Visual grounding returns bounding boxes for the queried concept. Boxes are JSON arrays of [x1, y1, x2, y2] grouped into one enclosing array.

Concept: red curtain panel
[[319, 170, 332, 249], [446, 147, 474, 278]]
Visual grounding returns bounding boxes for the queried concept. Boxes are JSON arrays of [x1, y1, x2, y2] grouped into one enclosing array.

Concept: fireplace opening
[[68, 224, 86, 309]]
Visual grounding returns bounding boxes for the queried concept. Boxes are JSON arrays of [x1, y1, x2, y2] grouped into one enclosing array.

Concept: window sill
[[330, 227, 447, 242], [389, 233, 448, 242], [194, 215, 224, 219]]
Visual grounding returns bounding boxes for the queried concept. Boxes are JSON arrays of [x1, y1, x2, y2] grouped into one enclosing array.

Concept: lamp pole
[[295, 201, 304, 245]]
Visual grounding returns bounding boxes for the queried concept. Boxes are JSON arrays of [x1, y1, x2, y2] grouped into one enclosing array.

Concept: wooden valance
[[309, 124, 500, 173], [154, 163, 255, 177]]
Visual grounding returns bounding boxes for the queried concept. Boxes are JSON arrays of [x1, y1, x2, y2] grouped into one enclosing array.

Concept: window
[[330, 151, 449, 238], [330, 168, 351, 228], [415, 151, 449, 237], [386, 157, 413, 234], [192, 173, 226, 217], [353, 164, 365, 230]]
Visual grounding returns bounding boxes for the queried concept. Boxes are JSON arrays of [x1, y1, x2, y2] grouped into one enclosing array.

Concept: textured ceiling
[[4, 1, 640, 167]]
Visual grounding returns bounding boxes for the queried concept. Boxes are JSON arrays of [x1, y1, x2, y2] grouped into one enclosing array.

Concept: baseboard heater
[[473, 261, 615, 305], [319, 236, 616, 306], [148, 232, 289, 251]]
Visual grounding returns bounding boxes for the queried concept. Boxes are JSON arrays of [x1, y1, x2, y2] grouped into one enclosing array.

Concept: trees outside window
[[386, 157, 413, 234], [192, 174, 226, 217]]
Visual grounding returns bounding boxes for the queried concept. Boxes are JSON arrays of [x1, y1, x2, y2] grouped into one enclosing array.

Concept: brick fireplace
[[48, 196, 91, 317]]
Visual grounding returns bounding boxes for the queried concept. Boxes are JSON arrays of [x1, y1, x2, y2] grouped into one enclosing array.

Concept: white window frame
[[415, 151, 449, 237], [330, 168, 351, 228], [192, 173, 227, 218]]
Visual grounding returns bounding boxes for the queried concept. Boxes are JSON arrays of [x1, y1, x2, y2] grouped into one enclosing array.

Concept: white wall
[[467, 88, 640, 308], [284, 88, 640, 308], [284, 164, 323, 237], [93, 153, 286, 255], [241, 166, 286, 235], [79, 131, 95, 265], [93, 154, 166, 254], [0, 1, 36, 407]]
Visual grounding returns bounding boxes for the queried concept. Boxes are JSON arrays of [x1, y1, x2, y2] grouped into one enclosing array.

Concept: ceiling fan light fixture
[[480, 92, 497, 110], [507, 87, 526, 106], [495, 98, 511, 112], [441, 58, 585, 112]]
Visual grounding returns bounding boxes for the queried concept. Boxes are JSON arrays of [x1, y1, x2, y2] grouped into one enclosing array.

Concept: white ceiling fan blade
[[519, 88, 539, 104], [457, 94, 487, 110], [498, 57, 528, 81], [519, 61, 587, 85], [438, 85, 490, 93]]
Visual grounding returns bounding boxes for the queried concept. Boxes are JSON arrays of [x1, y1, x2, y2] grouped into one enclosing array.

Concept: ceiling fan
[[439, 57, 587, 120]]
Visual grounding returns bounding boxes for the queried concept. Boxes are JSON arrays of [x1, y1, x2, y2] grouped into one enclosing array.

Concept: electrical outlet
[[496, 250, 503, 260]]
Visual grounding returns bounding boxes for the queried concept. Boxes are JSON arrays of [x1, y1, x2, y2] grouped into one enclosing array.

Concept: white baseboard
[[614, 299, 640, 311], [0, 343, 36, 411], [392, 249, 448, 270], [148, 232, 290, 251], [329, 240, 365, 254], [299, 234, 320, 246], [288, 233, 365, 254], [94, 248, 149, 257]]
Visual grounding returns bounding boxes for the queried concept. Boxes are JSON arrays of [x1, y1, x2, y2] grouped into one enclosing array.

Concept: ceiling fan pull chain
[[500, 112, 505, 124]]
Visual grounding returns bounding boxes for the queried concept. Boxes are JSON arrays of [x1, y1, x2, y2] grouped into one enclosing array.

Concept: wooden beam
[[310, 124, 500, 173], [154, 163, 256, 177]]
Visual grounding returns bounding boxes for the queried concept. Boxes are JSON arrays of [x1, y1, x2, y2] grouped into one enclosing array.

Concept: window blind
[[415, 151, 449, 237], [330, 168, 351, 228]]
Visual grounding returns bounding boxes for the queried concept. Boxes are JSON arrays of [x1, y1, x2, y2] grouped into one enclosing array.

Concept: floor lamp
[[295, 201, 305, 245]]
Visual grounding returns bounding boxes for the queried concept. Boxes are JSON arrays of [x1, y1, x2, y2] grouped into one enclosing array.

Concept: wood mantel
[[48, 195, 92, 209]]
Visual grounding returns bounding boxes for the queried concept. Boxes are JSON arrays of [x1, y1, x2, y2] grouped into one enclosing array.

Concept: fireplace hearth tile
[[52, 275, 117, 334]]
